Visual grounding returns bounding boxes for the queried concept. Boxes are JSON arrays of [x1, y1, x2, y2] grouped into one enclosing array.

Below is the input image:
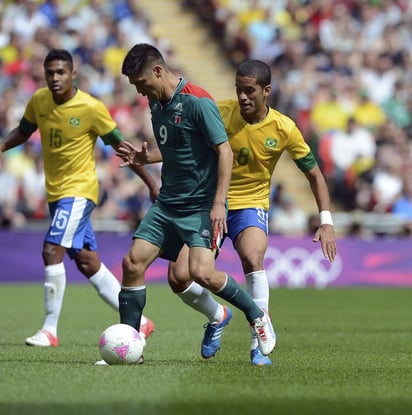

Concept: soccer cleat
[[250, 347, 272, 366], [95, 356, 144, 366], [139, 316, 155, 339], [25, 329, 59, 347], [250, 310, 276, 356], [201, 306, 233, 359]]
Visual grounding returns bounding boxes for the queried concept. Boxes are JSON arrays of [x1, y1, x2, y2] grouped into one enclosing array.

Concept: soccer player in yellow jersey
[[167, 59, 337, 365], [0, 49, 157, 348]]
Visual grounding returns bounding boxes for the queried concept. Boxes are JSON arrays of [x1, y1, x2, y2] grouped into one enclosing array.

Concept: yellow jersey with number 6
[[218, 99, 316, 211], [20, 88, 118, 204]]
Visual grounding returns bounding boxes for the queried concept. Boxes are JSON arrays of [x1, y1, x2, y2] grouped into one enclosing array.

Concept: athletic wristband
[[320, 210, 334, 226]]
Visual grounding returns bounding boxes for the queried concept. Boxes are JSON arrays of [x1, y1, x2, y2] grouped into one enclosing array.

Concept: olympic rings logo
[[264, 246, 342, 288]]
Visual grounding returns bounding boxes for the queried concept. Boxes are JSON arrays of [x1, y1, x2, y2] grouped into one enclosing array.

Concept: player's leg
[[119, 203, 165, 332], [230, 209, 274, 365], [76, 250, 120, 310], [168, 246, 229, 359], [25, 246, 67, 347], [74, 225, 155, 339], [234, 227, 272, 365], [169, 246, 225, 323], [25, 199, 73, 347], [188, 246, 275, 356], [86, 259, 155, 338], [120, 237, 159, 330]]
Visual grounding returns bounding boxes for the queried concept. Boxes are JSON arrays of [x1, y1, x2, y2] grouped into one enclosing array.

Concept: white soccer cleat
[[95, 360, 109, 366], [250, 310, 276, 356], [25, 329, 59, 347], [94, 356, 144, 366]]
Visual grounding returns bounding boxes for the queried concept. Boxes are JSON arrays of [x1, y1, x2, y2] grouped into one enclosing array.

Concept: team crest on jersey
[[69, 117, 80, 126], [172, 114, 182, 125], [265, 137, 278, 149], [172, 102, 183, 125]]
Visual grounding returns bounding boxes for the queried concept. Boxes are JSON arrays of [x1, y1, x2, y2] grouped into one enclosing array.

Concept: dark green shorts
[[134, 201, 213, 261]]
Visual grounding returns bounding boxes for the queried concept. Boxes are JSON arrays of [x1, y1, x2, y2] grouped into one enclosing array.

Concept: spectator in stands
[[368, 144, 403, 213], [269, 194, 308, 236], [358, 52, 398, 105], [391, 177, 412, 222], [328, 117, 377, 209], [1, 0, 51, 43], [0, 154, 25, 228], [310, 85, 349, 135], [20, 151, 47, 219], [352, 88, 387, 133], [381, 80, 412, 129]]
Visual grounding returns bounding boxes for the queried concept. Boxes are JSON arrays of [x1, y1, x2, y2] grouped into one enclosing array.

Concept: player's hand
[[116, 141, 149, 167], [313, 225, 337, 262], [149, 187, 160, 203], [210, 202, 227, 245]]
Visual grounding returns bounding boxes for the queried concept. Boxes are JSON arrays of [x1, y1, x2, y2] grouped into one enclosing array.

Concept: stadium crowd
[[1, 0, 412, 237]]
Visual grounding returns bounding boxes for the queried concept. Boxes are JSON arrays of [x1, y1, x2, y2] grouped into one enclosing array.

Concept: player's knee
[[75, 250, 100, 277], [189, 265, 213, 289], [240, 251, 264, 271], [168, 262, 191, 293], [122, 254, 145, 283], [42, 243, 64, 265], [75, 260, 97, 277]]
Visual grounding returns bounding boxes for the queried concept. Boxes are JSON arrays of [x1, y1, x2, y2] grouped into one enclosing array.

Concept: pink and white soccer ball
[[98, 323, 145, 365]]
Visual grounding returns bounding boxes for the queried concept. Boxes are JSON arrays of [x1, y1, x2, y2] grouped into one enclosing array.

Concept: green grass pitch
[[0, 284, 411, 415]]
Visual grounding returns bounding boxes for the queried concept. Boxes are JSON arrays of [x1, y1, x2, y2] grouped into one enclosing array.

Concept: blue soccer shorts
[[226, 208, 268, 243], [45, 197, 97, 259]]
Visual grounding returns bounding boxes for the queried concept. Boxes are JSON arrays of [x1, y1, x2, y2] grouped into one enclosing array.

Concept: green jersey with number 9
[[150, 79, 228, 213]]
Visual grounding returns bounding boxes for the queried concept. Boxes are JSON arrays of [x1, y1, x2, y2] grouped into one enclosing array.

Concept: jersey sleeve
[[100, 127, 124, 147], [91, 100, 118, 141], [193, 98, 228, 147], [286, 123, 317, 172], [19, 117, 38, 136], [18, 96, 38, 135]]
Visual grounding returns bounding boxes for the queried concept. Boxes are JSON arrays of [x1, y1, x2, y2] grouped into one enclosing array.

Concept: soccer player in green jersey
[[166, 59, 337, 365], [115, 43, 276, 360], [0, 49, 156, 348]]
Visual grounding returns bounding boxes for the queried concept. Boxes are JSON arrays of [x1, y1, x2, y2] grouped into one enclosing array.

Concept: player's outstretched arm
[[0, 127, 31, 154], [304, 165, 337, 262]]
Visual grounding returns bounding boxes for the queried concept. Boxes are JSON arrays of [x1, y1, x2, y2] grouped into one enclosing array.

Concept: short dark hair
[[122, 43, 167, 77], [44, 49, 73, 70], [236, 59, 271, 88]]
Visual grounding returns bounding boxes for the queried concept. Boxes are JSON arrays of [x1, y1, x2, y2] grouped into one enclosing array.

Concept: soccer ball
[[98, 323, 145, 365]]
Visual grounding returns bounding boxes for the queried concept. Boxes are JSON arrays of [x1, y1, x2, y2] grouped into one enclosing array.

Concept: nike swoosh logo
[[50, 231, 62, 236]]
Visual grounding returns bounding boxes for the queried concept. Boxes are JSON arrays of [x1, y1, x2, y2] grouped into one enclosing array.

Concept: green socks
[[119, 288, 146, 331], [214, 275, 263, 322]]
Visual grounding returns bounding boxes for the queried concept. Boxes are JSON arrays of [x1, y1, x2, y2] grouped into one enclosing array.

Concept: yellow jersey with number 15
[[218, 99, 316, 211], [20, 88, 118, 204]]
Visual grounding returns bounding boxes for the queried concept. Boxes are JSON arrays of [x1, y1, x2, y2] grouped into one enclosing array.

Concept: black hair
[[43, 49, 73, 70], [236, 59, 271, 88], [122, 43, 167, 77]]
